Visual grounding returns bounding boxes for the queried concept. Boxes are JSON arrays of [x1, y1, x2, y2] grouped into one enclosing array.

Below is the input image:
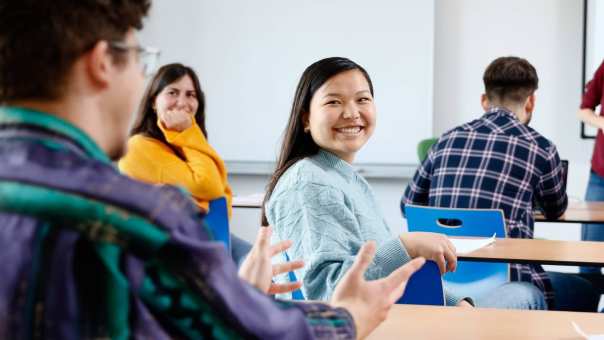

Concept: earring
[[304, 127, 310, 133]]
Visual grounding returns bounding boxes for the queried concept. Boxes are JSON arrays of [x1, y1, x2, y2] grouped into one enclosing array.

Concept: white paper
[[232, 193, 264, 207], [449, 234, 496, 254], [572, 322, 604, 340]]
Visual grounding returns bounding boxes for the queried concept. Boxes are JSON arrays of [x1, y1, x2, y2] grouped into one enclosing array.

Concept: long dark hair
[[130, 63, 208, 147], [261, 57, 374, 226]]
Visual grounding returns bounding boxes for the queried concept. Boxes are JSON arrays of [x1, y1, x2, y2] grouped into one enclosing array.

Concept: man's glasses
[[109, 41, 161, 77]]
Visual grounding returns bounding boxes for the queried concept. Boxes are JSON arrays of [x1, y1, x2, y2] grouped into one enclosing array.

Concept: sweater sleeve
[[158, 122, 232, 211], [268, 181, 412, 301]]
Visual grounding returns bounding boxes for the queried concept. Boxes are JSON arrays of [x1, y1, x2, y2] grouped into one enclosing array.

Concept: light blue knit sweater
[[266, 149, 462, 305]]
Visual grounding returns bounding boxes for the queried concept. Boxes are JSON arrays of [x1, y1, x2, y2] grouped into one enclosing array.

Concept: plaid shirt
[[402, 108, 567, 308]]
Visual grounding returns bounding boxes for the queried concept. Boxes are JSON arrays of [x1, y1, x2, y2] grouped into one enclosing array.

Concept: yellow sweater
[[118, 121, 232, 217]]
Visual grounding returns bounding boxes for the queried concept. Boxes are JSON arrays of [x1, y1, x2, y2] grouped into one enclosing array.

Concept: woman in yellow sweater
[[119, 63, 251, 263]]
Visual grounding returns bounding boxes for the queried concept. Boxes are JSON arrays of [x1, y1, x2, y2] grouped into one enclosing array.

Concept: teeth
[[337, 127, 362, 134]]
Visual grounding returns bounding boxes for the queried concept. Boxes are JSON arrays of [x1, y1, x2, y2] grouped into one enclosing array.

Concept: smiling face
[[153, 74, 199, 117], [304, 69, 376, 163]]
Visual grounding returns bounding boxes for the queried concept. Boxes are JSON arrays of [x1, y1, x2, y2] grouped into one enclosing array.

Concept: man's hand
[[400, 232, 457, 273], [331, 241, 426, 339], [238, 226, 304, 294]]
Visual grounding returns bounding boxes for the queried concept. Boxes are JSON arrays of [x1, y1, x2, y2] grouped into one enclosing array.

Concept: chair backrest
[[404, 204, 508, 299], [285, 256, 444, 305], [284, 252, 305, 300], [397, 260, 444, 305], [205, 197, 231, 251], [417, 137, 438, 163]]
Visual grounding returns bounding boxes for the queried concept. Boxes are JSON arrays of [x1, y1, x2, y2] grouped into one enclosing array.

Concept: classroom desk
[[457, 238, 604, 267], [232, 194, 263, 208], [535, 201, 604, 224], [367, 304, 604, 340]]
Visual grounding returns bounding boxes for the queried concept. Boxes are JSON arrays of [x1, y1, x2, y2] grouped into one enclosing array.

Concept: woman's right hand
[[159, 109, 193, 132], [399, 232, 457, 274]]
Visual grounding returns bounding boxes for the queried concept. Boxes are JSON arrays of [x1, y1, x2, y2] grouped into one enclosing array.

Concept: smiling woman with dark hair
[[263, 57, 469, 306], [119, 62, 253, 264]]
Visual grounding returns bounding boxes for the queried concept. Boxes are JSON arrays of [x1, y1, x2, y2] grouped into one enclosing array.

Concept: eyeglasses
[[109, 41, 161, 77]]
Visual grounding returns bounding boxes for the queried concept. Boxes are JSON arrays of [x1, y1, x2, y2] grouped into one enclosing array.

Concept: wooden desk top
[[368, 305, 604, 340], [457, 238, 604, 266], [535, 201, 604, 224]]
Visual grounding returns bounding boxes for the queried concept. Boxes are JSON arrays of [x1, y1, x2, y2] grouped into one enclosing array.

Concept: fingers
[[444, 245, 457, 272], [443, 237, 457, 272], [269, 239, 293, 257], [435, 254, 447, 274], [434, 235, 456, 273], [446, 237, 457, 255], [384, 257, 426, 301], [168, 109, 192, 116], [272, 260, 305, 276], [253, 225, 272, 252], [347, 241, 377, 279], [268, 281, 303, 295]]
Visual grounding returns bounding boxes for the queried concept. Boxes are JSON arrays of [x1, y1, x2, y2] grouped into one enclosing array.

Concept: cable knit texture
[[266, 149, 462, 305]]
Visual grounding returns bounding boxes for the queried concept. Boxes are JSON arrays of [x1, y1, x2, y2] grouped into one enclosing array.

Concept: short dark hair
[[130, 63, 208, 144], [483, 56, 538, 104], [261, 57, 373, 226], [0, 0, 151, 103]]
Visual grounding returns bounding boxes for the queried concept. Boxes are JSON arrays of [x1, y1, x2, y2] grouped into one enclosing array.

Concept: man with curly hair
[[0, 1, 424, 338]]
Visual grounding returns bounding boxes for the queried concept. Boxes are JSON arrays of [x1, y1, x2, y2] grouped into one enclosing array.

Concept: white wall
[[230, 1, 595, 273], [142, 0, 435, 166], [434, 0, 591, 163]]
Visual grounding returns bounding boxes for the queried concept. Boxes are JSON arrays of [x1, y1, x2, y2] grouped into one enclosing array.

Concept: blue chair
[[284, 252, 305, 300], [286, 255, 444, 306], [205, 197, 231, 251], [404, 204, 508, 299], [397, 260, 444, 305]]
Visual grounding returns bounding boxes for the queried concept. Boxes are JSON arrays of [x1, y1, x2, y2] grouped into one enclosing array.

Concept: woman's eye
[[326, 100, 339, 105], [358, 97, 371, 103]]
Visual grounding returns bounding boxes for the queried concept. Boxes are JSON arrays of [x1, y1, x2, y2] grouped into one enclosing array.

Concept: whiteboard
[[140, 0, 434, 166]]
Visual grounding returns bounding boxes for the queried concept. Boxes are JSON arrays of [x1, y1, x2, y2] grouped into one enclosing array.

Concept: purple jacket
[[0, 106, 356, 339]]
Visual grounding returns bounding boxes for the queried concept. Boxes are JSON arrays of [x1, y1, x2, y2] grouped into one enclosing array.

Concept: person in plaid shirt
[[402, 56, 600, 312]]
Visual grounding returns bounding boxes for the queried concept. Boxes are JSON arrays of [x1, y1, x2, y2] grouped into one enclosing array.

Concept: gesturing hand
[[238, 226, 304, 294], [331, 241, 426, 339]]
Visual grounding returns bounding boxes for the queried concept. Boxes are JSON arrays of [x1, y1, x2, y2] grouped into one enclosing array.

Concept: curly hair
[[0, 0, 151, 102]]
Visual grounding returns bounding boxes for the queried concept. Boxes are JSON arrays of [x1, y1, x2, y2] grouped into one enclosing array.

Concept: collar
[[485, 106, 519, 120], [0, 106, 111, 164], [314, 149, 357, 181]]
